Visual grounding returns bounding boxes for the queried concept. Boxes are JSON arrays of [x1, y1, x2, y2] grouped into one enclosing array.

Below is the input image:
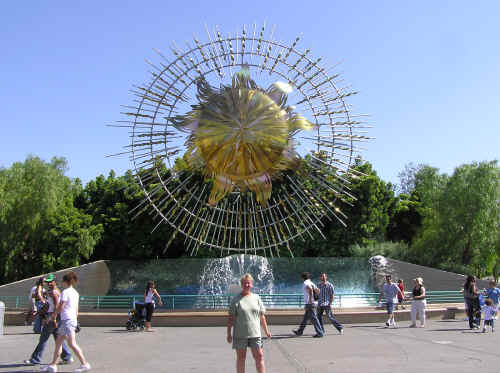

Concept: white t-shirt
[[29, 286, 37, 300], [303, 279, 317, 305], [60, 287, 79, 322]]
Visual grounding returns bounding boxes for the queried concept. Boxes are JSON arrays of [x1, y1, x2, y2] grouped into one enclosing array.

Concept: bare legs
[[236, 349, 246, 373], [145, 321, 153, 331], [48, 333, 88, 369], [251, 347, 266, 373], [235, 348, 265, 373]]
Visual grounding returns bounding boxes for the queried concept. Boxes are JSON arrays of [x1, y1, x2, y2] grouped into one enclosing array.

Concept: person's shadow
[[264, 334, 295, 340], [0, 363, 37, 372]]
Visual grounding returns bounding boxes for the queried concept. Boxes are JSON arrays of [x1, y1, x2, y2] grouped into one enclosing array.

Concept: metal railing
[[0, 291, 466, 311]]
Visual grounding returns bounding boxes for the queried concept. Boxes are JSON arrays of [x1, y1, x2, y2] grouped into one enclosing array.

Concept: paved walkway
[[1, 319, 499, 372]]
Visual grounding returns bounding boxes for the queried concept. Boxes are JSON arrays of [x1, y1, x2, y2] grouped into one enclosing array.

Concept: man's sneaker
[[312, 334, 323, 338], [59, 358, 75, 365], [41, 365, 58, 372], [73, 363, 91, 372], [23, 359, 39, 365], [292, 329, 302, 336], [339, 328, 344, 335], [385, 321, 390, 327]]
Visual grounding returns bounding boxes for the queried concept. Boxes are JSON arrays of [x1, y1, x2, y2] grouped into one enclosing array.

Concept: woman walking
[[144, 280, 163, 332], [24, 274, 73, 365], [227, 274, 272, 373], [32, 277, 46, 333], [463, 275, 481, 329], [409, 277, 426, 328], [43, 271, 91, 373]]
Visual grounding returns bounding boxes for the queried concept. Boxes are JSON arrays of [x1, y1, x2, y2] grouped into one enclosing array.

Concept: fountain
[[198, 254, 274, 295]]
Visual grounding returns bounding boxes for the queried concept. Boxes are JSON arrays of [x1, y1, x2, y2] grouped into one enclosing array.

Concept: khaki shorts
[[232, 337, 263, 350]]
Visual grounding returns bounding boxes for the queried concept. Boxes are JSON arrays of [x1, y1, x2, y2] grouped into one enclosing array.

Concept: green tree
[[291, 158, 397, 256], [0, 156, 102, 284], [77, 167, 187, 261], [412, 160, 500, 277]]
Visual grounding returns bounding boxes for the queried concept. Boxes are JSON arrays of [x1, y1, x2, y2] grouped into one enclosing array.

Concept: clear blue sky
[[1, 1, 499, 186]]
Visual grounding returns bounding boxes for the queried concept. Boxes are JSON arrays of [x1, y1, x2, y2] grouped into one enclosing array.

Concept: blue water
[[106, 255, 376, 297]]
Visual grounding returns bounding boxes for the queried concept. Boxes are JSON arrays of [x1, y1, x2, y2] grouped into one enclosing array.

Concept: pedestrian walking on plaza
[[463, 275, 481, 329], [482, 298, 497, 333], [43, 271, 91, 373], [227, 274, 272, 373], [144, 280, 163, 332], [32, 277, 47, 333], [409, 277, 426, 328], [316, 273, 343, 335], [377, 274, 404, 328], [24, 274, 73, 366], [292, 272, 324, 338]]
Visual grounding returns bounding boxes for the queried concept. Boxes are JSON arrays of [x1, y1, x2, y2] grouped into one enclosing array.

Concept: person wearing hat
[[24, 274, 73, 366]]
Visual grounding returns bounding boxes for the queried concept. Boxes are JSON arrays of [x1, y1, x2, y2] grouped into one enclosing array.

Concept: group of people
[[378, 274, 500, 332], [23, 270, 500, 373], [292, 272, 344, 338], [463, 276, 499, 332], [226, 271, 344, 373], [378, 274, 427, 328], [24, 271, 91, 373], [24, 275, 163, 371]]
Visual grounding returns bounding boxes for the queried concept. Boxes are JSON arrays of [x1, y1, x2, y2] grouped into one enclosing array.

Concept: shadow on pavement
[[264, 335, 295, 340], [0, 363, 38, 372], [4, 332, 36, 335], [0, 364, 29, 369], [427, 328, 471, 332]]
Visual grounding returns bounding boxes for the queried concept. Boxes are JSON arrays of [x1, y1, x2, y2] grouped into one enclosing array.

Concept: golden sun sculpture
[[115, 24, 371, 256], [173, 66, 314, 207]]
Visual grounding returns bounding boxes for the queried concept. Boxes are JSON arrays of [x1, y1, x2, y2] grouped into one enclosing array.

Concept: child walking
[[482, 298, 497, 333]]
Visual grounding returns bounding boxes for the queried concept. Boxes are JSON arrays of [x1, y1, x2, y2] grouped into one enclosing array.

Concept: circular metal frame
[[116, 24, 371, 256]]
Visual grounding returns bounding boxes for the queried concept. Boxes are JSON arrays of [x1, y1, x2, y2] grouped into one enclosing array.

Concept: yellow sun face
[[175, 69, 314, 206]]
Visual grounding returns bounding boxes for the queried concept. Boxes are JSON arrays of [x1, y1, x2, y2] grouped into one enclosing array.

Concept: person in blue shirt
[[484, 280, 500, 315], [377, 274, 404, 327]]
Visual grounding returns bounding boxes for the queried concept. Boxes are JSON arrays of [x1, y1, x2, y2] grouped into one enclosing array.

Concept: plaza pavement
[[1, 319, 499, 373]]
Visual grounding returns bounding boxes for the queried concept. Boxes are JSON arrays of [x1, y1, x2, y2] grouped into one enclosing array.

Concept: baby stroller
[[126, 302, 146, 331]]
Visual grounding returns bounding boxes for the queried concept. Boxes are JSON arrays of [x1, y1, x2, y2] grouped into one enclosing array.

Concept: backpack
[[313, 284, 320, 301]]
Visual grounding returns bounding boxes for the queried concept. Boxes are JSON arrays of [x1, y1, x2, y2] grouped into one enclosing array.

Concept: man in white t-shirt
[[292, 272, 324, 338]]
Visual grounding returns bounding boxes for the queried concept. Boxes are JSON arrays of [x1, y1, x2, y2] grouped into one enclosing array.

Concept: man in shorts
[[378, 274, 404, 327]]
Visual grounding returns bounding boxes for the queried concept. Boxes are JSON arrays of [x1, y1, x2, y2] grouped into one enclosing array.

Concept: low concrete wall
[[0, 261, 111, 297], [5, 304, 466, 327]]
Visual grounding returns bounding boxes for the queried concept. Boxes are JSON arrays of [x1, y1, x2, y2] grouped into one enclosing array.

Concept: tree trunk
[[462, 237, 471, 265]]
